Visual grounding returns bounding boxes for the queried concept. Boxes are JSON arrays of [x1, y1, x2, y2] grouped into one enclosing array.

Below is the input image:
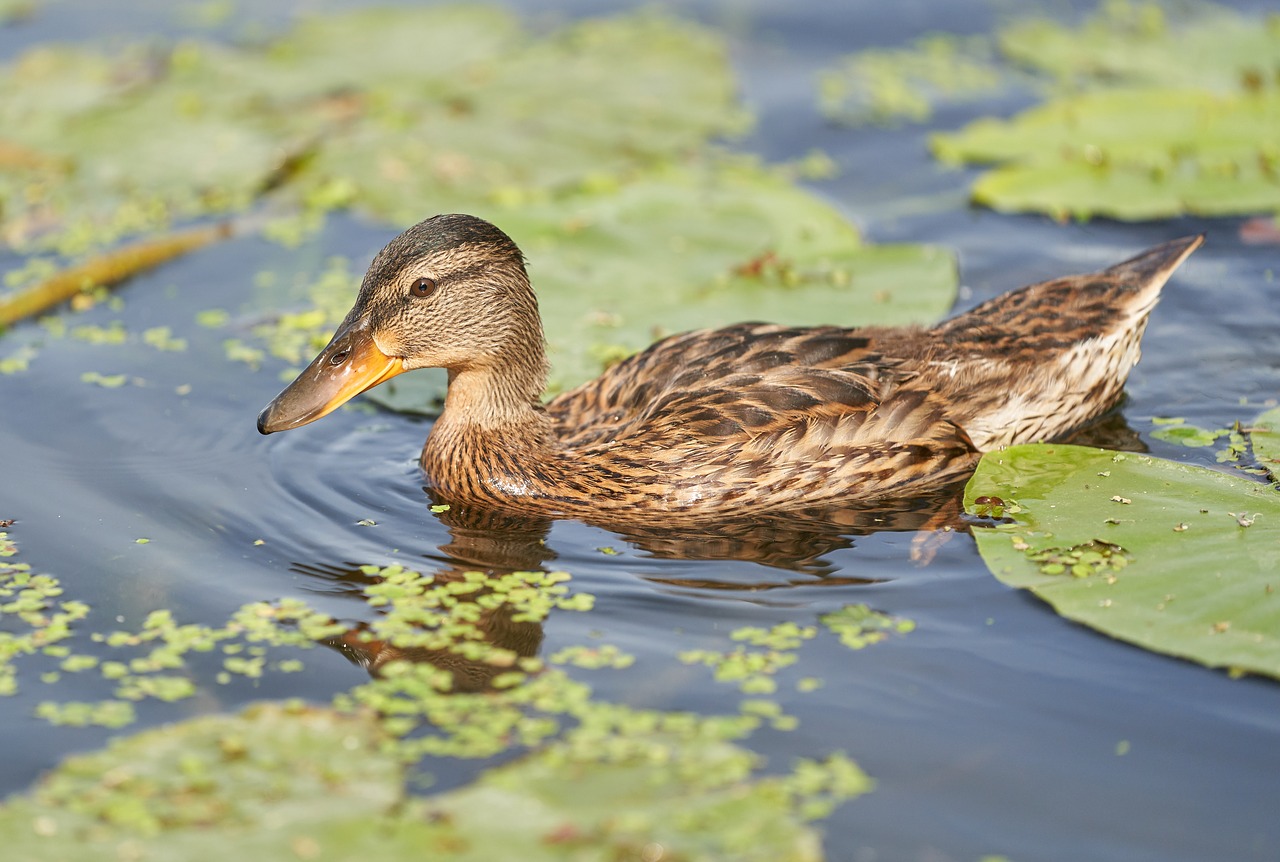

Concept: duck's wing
[[550, 323, 978, 505], [549, 323, 906, 446]]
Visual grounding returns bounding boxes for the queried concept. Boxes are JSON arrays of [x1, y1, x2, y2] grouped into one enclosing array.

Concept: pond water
[[2, 1, 1279, 860]]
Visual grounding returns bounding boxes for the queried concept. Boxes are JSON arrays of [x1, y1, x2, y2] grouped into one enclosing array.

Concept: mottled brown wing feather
[[543, 324, 976, 507], [549, 323, 913, 446]]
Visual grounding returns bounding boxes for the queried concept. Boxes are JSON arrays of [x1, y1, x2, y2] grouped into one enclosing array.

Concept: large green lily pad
[[504, 164, 956, 393], [281, 9, 750, 225], [0, 6, 747, 256], [269, 163, 955, 414], [0, 701, 859, 861], [966, 444, 1280, 677], [933, 87, 1280, 221], [1253, 407, 1280, 468], [929, 2, 1280, 221]]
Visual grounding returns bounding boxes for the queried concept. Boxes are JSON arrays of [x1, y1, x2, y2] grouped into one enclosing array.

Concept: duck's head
[[257, 213, 542, 435]]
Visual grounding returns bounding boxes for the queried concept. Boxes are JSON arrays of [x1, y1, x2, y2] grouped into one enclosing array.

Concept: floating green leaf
[[284, 9, 749, 225], [79, 371, 128, 388], [502, 165, 956, 393], [1253, 407, 1280, 468], [818, 34, 1005, 124], [1150, 417, 1229, 448], [0, 1, 34, 25], [930, 2, 1280, 221], [933, 87, 1280, 221], [998, 1, 1280, 92], [967, 444, 1280, 677]]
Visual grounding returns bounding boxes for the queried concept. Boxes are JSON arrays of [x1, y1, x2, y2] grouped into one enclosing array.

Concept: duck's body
[[258, 215, 1202, 520]]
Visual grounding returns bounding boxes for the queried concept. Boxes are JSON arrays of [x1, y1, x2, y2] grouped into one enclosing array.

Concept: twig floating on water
[[0, 222, 233, 328]]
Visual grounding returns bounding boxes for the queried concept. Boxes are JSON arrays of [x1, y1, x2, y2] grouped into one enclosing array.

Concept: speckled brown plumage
[[258, 215, 1203, 521]]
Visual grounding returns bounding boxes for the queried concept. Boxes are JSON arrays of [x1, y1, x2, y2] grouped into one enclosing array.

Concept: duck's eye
[[410, 276, 438, 298]]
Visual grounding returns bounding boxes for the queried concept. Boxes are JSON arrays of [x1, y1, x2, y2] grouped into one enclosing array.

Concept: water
[[2, 1, 1279, 860]]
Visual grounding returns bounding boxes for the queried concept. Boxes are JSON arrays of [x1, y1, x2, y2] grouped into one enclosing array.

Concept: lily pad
[[0, 6, 746, 257], [933, 87, 1280, 221], [966, 444, 1280, 677], [1253, 407, 1280, 468], [929, 2, 1280, 221], [818, 33, 1006, 125], [0, 701, 861, 861], [500, 164, 956, 393], [282, 9, 749, 224], [997, 2, 1280, 92], [267, 163, 956, 413]]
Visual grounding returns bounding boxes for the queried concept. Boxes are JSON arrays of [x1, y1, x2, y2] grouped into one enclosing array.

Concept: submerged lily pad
[[966, 444, 1280, 677], [818, 34, 1006, 124], [0, 701, 862, 861]]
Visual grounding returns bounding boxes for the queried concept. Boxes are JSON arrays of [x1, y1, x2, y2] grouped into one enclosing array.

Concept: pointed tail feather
[[1103, 234, 1204, 292]]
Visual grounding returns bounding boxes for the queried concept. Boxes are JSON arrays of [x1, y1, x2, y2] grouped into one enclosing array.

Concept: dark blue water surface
[[2, 2, 1279, 861]]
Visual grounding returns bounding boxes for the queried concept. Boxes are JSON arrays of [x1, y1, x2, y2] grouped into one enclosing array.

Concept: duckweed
[[680, 621, 826, 695], [548, 644, 636, 670], [2, 523, 878, 855], [819, 605, 916, 650]]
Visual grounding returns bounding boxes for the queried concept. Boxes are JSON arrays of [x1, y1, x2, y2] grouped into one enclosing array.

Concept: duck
[[257, 214, 1202, 520]]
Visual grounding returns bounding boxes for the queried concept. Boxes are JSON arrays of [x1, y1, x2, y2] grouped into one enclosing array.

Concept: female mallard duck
[[258, 215, 1202, 519]]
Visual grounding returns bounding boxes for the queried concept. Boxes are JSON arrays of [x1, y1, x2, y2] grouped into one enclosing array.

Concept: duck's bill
[[257, 321, 405, 434]]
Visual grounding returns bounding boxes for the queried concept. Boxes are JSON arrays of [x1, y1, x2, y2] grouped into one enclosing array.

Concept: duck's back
[[929, 234, 1204, 448]]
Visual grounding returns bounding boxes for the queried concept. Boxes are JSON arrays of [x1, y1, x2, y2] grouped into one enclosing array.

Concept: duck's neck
[[441, 364, 548, 432], [427, 343, 555, 462]]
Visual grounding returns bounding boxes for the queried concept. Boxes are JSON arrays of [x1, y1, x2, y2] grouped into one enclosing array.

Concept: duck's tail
[[1094, 233, 1205, 320], [934, 235, 1204, 450]]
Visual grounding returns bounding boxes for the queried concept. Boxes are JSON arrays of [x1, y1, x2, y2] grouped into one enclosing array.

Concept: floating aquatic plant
[[930, 1, 1280, 220], [966, 442, 1280, 677]]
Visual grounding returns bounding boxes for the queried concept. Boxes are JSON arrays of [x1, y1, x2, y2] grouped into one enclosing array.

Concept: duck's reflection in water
[[294, 410, 1145, 686], [291, 476, 976, 689]]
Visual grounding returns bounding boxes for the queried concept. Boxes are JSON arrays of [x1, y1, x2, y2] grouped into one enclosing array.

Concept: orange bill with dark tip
[[257, 319, 404, 434]]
